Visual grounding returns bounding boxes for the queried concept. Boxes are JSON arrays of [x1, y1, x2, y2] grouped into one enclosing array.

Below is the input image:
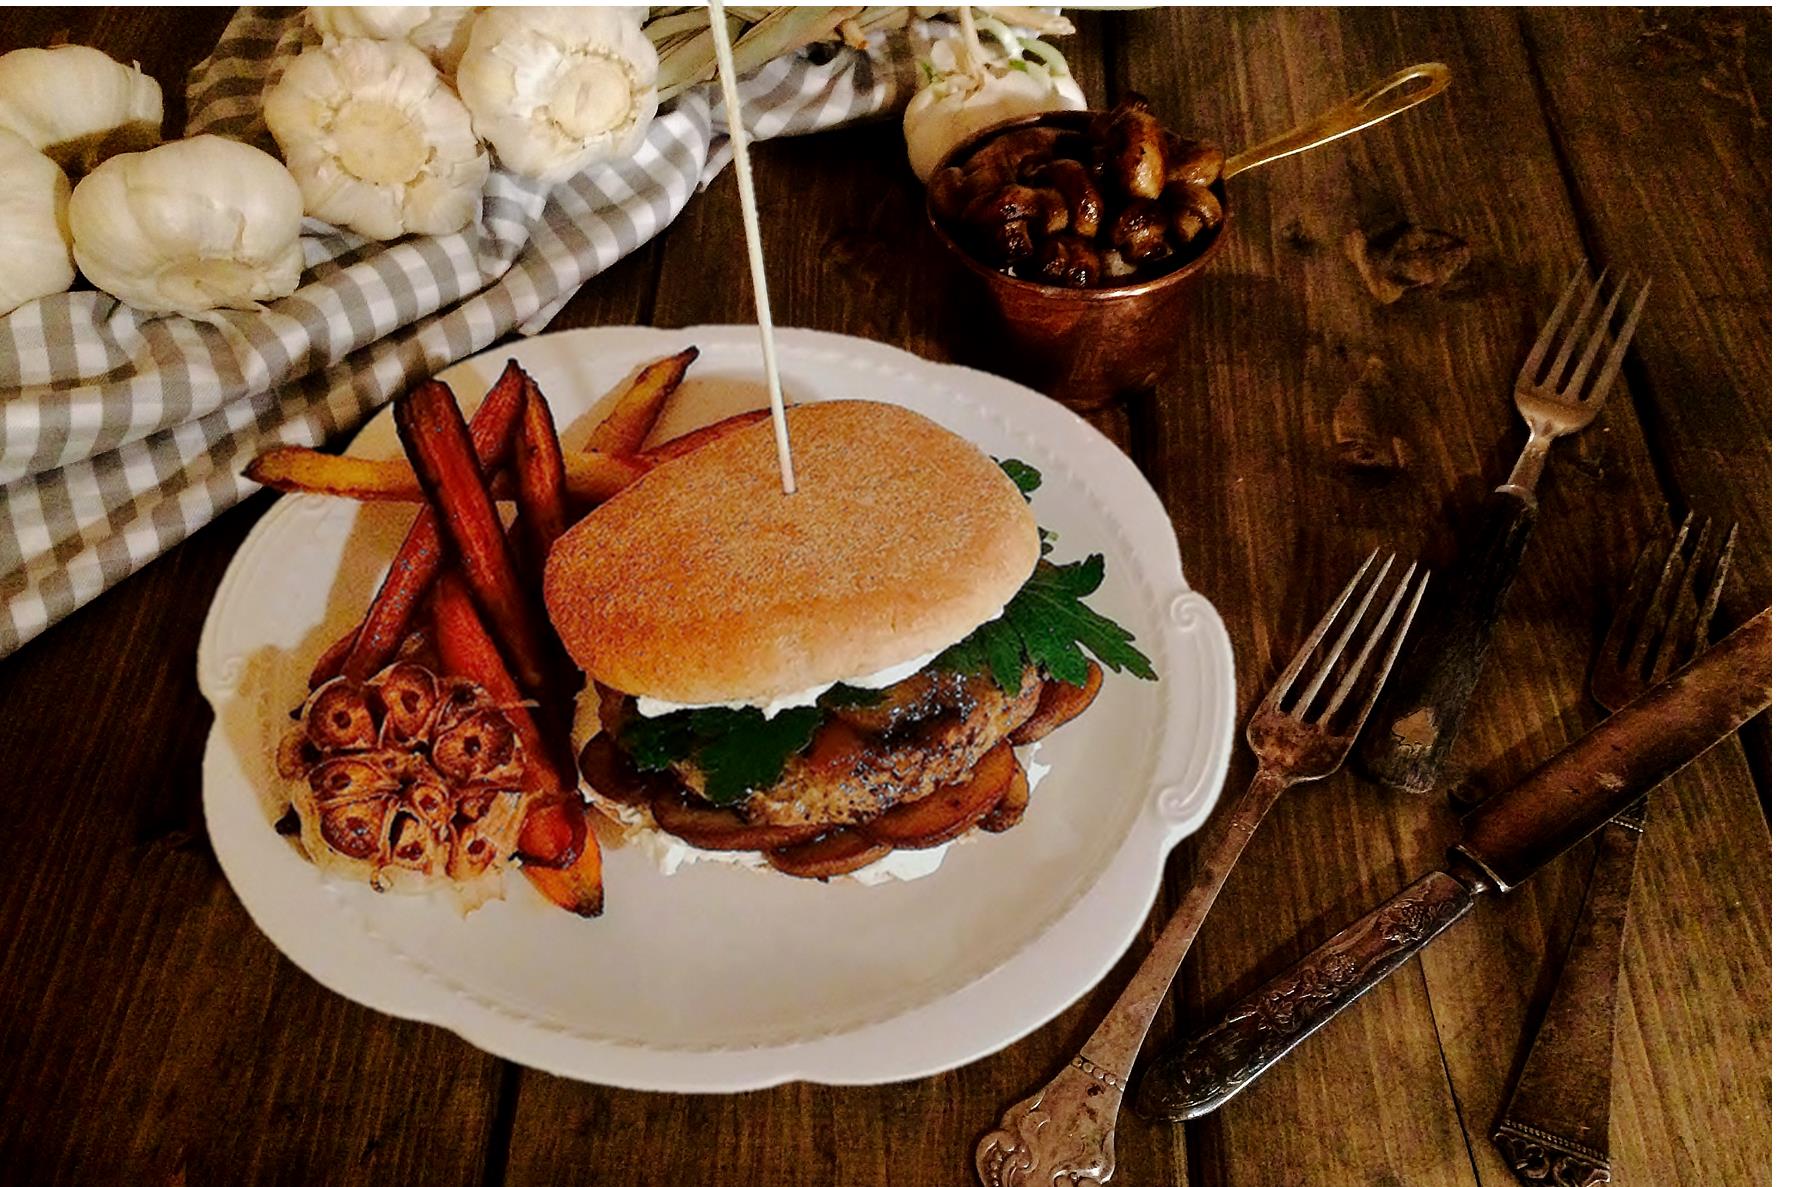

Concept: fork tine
[[1649, 517, 1712, 684], [1292, 553, 1396, 718], [1561, 274, 1629, 401], [1582, 276, 1650, 412], [1691, 523, 1738, 649], [1523, 262, 1587, 379], [1630, 515, 1692, 679], [1339, 569, 1430, 738], [1318, 560, 1419, 727], [1264, 551, 1380, 707], [1595, 532, 1666, 675], [1543, 266, 1608, 391]]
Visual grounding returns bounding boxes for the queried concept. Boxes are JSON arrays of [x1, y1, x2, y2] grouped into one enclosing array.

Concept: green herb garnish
[[1000, 458, 1042, 499], [935, 554, 1157, 694], [623, 704, 827, 805]]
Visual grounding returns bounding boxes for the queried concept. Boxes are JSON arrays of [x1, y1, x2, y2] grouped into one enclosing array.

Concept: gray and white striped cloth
[[0, 7, 933, 657]]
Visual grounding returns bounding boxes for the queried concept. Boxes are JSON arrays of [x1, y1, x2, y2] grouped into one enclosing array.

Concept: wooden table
[[0, 9, 1768, 1185]]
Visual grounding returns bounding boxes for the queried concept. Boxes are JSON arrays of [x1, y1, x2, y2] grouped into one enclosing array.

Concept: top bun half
[[544, 400, 1039, 706]]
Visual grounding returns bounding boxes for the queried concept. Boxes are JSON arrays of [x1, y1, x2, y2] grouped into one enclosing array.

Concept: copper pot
[[925, 64, 1451, 410]]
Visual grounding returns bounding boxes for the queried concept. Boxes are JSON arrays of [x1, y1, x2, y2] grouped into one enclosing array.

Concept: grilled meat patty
[[598, 666, 1043, 828]]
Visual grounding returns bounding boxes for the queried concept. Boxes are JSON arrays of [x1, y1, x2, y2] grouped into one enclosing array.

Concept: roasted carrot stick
[[511, 370, 569, 587], [331, 364, 528, 684], [396, 377, 552, 697], [435, 574, 603, 915], [636, 408, 771, 464], [249, 446, 647, 508], [583, 346, 698, 455]]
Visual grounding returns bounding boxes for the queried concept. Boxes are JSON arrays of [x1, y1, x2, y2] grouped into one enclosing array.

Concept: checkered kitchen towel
[[0, 7, 940, 657]]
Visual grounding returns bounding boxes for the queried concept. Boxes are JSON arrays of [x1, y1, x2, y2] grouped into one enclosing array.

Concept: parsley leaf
[[621, 704, 827, 805], [936, 554, 1158, 693], [999, 458, 1042, 499]]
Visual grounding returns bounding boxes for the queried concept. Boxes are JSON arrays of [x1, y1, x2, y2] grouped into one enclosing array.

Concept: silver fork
[[1364, 265, 1652, 795], [976, 552, 1428, 1186], [1492, 515, 1735, 1185]]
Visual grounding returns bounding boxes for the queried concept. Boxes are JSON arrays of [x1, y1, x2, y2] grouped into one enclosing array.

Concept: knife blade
[[1136, 607, 1771, 1121]]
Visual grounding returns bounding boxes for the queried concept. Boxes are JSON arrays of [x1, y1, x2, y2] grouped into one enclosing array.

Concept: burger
[[543, 399, 1155, 882]]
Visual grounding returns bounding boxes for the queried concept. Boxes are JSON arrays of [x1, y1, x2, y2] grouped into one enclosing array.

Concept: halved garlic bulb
[[0, 45, 162, 175], [67, 135, 303, 317], [456, 6, 659, 185], [265, 38, 489, 241]]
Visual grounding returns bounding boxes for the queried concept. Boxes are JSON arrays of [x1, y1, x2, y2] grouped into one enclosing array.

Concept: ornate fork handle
[[976, 769, 1290, 1186]]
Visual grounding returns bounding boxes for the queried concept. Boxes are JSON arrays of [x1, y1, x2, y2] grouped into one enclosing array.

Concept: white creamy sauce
[[633, 647, 949, 719]]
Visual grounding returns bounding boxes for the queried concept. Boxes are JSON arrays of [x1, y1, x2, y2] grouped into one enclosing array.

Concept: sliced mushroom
[[983, 218, 1036, 269], [1035, 158, 1103, 238], [1034, 234, 1102, 288], [1110, 199, 1174, 264], [1163, 180, 1225, 246], [1104, 108, 1168, 200], [962, 125, 1065, 181], [1166, 136, 1224, 188], [927, 164, 975, 221]]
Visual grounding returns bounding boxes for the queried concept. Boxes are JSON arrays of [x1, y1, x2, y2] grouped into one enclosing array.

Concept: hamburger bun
[[544, 400, 1039, 705]]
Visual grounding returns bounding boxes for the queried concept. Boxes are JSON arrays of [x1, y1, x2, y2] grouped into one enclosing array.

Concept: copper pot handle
[[1221, 61, 1451, 181]]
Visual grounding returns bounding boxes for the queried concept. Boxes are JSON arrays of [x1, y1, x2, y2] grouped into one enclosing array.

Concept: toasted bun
[[545, 400, 1039, 705]]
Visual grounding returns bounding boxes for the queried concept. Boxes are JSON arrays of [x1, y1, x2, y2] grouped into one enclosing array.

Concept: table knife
[[1135, 607, 1771, 1121]]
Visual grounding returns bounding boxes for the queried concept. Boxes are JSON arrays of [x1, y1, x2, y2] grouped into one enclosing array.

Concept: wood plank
[[1106, 6, 1766, 1185], [1517, 4, 1773, 802], [503, 20, 1191, 1187], [0, 502, 508, 1187], [0, 11, 657, 1185], [1518, 7, 1769, 623]]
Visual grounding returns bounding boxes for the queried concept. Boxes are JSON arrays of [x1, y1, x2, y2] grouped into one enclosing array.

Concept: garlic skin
[[905, 22, 1086, 182], [0, 45, 163, 175], [456, 6, 659, 185], [0, 129, 75, 316], [265, 38, 489, 241], [308, 6, 481, 74], [68, 135, 303, 317]]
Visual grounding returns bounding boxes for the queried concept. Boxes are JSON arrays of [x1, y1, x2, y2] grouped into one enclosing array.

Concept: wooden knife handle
[[1134, 868, 1483, 1120], [1360, 486, 1538, 794]]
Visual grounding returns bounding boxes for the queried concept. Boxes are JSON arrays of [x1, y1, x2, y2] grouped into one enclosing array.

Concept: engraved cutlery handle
[[1135, 867, 1483, 1120]]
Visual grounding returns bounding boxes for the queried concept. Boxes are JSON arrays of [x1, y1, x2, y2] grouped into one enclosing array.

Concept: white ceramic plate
[[198, 326, 1233, 1091]]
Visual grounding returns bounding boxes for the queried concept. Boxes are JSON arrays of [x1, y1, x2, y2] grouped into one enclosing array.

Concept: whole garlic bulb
[[0, 129, 75, 316], [456, 6, 659, 185], [308, 6, 481, 74], [0, 45, 163, 175], [68, 135, 304, 317], [265, 38, 490, 241]]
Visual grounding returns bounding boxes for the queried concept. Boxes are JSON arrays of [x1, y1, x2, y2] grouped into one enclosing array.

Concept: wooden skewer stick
[[707, 0, 797, 495]]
